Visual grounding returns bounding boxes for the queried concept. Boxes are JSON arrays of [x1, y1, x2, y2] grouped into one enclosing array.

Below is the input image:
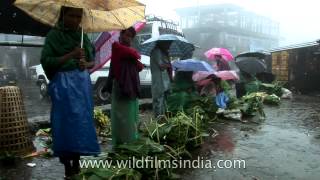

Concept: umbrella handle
[[81, 27, 84, 48]]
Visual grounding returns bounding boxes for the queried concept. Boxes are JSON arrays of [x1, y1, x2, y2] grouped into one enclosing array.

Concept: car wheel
[[95, 81, 111, 104], [39, 81, 48, 98]]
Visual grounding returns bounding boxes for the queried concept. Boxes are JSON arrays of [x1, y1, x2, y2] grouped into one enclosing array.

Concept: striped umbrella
[[139, 34, 195, 57]]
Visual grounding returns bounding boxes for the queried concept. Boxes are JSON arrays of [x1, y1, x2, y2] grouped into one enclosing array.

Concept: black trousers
[[59, 153, 81, 177]]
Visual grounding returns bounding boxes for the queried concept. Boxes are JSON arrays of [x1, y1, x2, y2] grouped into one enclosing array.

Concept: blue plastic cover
[[215, 92, 230, 109], [48, 69, 100, 157]]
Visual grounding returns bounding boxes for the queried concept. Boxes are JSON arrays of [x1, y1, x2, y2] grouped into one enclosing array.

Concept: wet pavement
[[19, 80, 51, 119], [1, 95, 320, 180], [182, 95, 320, 180]]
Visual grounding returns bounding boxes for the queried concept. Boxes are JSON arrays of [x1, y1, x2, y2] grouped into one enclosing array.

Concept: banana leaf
[[115, 138, 165, 156]]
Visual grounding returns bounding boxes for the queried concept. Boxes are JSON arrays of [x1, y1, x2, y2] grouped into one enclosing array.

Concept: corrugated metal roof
[[267, 41, 319, 52]]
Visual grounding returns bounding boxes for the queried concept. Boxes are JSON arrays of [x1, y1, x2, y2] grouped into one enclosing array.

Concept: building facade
[[176, 4, 280, 58]]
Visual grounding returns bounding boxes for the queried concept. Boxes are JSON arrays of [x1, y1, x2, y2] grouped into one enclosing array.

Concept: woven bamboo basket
[[0, 86, 34, 156]]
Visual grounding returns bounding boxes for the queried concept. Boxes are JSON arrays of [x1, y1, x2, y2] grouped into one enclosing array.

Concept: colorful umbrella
[[139, 34, 195, 57], [205, 48, 234, 61], [90, 21, 146, 73], [192, 71, 239, 81], [14, 0, 145, 33], [171, 59, 215, 72]]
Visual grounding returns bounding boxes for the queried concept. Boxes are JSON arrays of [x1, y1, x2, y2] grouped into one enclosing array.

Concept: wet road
[[182, 95, 320, 180], [18, 80, 51, 119], [1, 95, 320, 180]]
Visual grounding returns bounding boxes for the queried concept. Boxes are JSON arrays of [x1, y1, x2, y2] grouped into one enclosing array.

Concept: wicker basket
[[0, 86, 34, 156]]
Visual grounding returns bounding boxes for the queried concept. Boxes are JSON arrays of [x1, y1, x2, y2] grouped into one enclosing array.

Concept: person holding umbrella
[[40, 6, 100, 179], [214, 54, 231, 71], [14, 0, 145, 178], [139, 34, 195, 117], [150, 41, 173, 118]]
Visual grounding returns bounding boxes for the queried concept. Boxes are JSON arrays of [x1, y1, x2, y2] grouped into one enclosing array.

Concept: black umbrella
[[236, 51, 270, 59], [235, 57, 267, 75], [0, 0, 50, 36]]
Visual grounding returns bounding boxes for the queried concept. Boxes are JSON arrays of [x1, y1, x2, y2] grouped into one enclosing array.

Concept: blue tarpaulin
[[48, 70, 100, 157]]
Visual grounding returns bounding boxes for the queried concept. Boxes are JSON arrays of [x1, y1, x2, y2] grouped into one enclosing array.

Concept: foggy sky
[[139, 0, 320, 47]]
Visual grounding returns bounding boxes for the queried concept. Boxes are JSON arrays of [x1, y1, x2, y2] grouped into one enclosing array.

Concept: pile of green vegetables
[[64, 78, 285, 179], [76, 107, 213, 180]]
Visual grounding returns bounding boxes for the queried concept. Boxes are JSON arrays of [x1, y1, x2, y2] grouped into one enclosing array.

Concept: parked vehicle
[[93, 15, 185, 103], [29, 64, 49, 97], [29, 60, 151, 103], [92, 57, 152, 104], [28, 15, 185, 103]]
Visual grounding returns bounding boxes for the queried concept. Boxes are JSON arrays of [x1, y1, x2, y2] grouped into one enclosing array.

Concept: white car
[[29, 58, 152, 103], [92, 56, 152, 103], [93, 15, 184, 103], [29, 64, 49, 97], [29, 15, 184, 103]]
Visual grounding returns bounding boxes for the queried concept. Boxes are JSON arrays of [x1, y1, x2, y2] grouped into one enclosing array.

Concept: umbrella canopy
[[205, 48, 234, 61], [236, 57, 267, 75], [14, 0, 145, 32], [172, 59, 214, 72], [139, 34, 195, 57], [236, 51, 270, 59], [192, 71, 239, 81], [89, 21, 146, 73]]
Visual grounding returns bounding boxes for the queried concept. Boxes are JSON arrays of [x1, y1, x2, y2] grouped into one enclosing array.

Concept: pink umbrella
[[214, 70, 239, 80], [205, 48, 234, 61], [192, 70, 239, 81], [89, 21, 146, 73]]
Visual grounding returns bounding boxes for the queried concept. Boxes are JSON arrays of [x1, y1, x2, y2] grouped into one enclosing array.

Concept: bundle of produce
[[76, 138, 177, 180], [144, 110, 207, 152], [76, 167, 142, 180], [167, 91, 198, 114], [239, 92, 266, 118], [185, 96, 218, 122], [263, 94, 281, 105], [94, 108, 111, 136], [260, 82, 283, 97]]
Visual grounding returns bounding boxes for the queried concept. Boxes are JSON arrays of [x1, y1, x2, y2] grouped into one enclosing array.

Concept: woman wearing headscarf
[[41, 6, 100, 179], [109, 27, 144, 146]]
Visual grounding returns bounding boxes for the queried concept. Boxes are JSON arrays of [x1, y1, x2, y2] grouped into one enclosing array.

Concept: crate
[[0, 86, 34, 156]]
